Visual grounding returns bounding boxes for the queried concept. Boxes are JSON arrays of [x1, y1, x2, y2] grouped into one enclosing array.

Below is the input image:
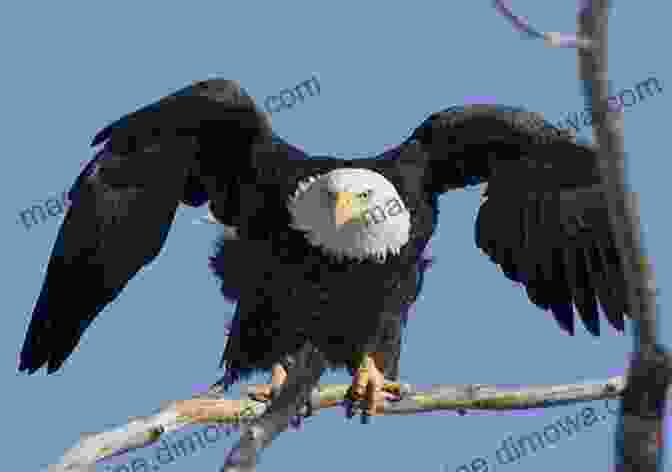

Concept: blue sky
[[1, 1, 669, 471]]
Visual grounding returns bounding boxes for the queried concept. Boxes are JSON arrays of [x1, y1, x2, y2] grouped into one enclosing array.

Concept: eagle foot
[[344, 353, 395, 421], [248, 364, 287, 403]]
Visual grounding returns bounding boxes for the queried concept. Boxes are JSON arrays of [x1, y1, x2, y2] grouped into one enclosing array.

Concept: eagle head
[[287, 168, 411, 262]]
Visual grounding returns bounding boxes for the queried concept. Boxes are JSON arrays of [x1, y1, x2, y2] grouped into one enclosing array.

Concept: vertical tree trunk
[[576, 1, 671, 470]]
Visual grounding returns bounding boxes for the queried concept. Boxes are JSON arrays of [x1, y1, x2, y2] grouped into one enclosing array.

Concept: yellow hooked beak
[[333, 191, 358, 227]]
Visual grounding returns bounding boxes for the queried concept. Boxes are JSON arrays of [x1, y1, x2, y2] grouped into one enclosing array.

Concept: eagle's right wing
[[19, 79, 273, 374]]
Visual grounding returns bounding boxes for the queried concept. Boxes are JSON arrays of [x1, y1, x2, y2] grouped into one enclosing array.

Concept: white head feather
[[287, 168, 411, 262]]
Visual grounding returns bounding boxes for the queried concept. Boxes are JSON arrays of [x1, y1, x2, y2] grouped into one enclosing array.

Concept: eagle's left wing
[[391, 104, 628, 336]]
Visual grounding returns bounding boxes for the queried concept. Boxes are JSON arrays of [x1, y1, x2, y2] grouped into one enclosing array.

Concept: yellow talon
[[382, 382, 402, 396], [354, 367, 369, 397], [348, 353, 386, 416]]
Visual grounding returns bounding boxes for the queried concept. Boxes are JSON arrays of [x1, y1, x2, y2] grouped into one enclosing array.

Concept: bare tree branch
[[47, 375, 637, 471]]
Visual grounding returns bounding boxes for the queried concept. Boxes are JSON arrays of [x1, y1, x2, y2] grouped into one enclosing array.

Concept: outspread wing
[[19, 79, 273, 374], [391, 104, 628, 335]]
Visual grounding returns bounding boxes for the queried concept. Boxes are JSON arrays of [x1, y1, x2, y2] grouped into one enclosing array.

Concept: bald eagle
[[19, 79, 628, 437]]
